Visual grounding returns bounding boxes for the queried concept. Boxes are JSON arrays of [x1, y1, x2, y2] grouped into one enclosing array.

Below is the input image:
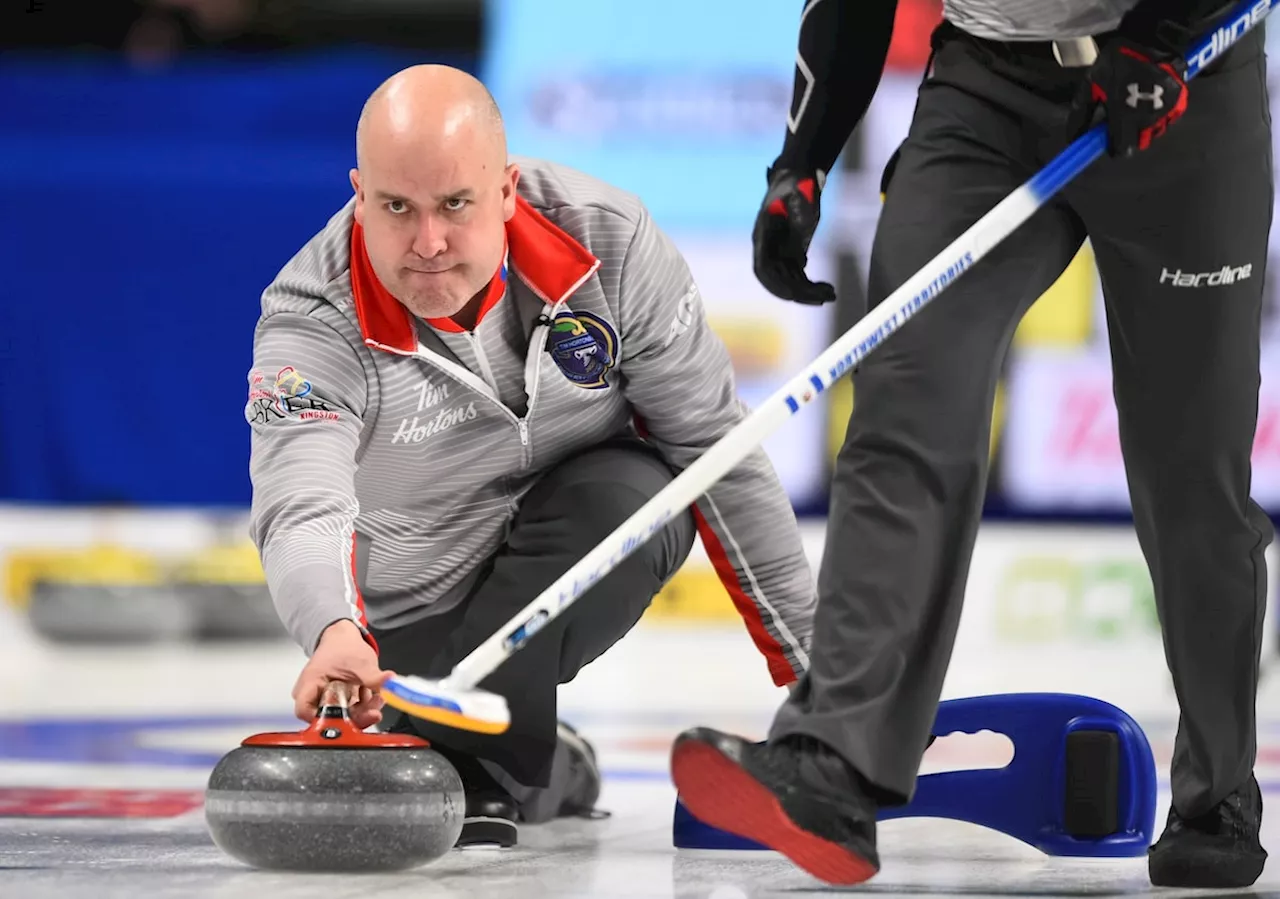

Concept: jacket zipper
[[411, 307, 553, 457], [465, 330, 529, 450], [465, 331, 501, 394], [519, 313, 551, 459], [411, 345, 527, 449]]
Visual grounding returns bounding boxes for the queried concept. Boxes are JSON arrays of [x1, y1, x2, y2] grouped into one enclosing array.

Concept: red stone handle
[[241, 680, 430, 748]]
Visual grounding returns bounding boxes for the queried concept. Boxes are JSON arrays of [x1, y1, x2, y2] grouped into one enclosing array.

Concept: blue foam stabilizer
[[672, 692, 1157, 858]]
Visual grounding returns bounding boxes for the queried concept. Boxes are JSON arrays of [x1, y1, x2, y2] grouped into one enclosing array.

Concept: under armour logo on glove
[[1125, 83, 1165, 109], [1078, 40, 1188, 156]]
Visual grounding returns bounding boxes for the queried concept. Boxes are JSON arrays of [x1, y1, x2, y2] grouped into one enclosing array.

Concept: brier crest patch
[[245, 366, 339, 424], [545, 309, 618, 389]]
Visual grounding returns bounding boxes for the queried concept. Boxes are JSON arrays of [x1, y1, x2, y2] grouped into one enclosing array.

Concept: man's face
[[351, 137, 517, 320]]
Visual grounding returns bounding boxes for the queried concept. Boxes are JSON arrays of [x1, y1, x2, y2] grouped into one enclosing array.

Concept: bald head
[[349, 65, 520, 323], [355, 65, 506, 173]]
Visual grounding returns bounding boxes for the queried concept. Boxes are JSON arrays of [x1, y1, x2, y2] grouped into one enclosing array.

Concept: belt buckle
[[1051, 36, 1099, 67]]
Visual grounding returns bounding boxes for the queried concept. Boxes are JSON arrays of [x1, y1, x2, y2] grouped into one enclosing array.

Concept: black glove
[[1083, 39, 1188, 157], [751, 166, 836, 305]]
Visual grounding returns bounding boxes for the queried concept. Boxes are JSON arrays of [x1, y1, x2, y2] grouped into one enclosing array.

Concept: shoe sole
[[1149, 852, 1266, 888], [671, 736, 878, 886], [456, 816, 517, 849]]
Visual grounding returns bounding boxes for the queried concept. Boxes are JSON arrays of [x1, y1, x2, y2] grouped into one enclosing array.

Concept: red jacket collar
[[350, 195, 601, 353]]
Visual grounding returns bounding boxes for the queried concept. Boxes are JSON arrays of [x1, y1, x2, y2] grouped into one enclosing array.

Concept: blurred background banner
[[483, 0, 839, 509], [484, 0, 806, 230]]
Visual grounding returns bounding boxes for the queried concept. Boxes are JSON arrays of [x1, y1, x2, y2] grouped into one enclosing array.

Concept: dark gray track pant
[[374, 439, 695, 804], [771, 23, 1274, 819]]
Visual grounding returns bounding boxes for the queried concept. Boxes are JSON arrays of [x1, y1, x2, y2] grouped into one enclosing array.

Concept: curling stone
[[205, 682, 464, 871]]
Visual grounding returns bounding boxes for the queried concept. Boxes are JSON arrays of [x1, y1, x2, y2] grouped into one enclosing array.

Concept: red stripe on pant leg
[[691, 506, 794, 686]]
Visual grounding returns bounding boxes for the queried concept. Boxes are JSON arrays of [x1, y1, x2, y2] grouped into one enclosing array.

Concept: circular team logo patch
[[546, 309, 618, 390]]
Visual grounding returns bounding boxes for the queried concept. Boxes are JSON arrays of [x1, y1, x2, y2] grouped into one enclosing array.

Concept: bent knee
[[524, 446, 696, 582]]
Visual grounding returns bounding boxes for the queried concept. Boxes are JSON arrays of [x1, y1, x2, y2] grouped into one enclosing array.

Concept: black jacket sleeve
[[774, 0, 899, 177], [1118, 0, 1244, 55]]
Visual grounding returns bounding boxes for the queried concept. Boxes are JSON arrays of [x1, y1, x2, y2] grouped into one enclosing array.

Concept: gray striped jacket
[[245, 156, 814, 685], [943, 0, 1140, 39]]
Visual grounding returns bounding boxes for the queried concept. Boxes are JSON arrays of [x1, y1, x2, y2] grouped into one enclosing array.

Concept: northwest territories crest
[[545, 309, 618, 389]]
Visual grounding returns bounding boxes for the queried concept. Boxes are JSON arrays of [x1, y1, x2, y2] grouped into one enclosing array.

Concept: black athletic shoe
[[457, 785, 519, 849], [555, 719, 606, 819], [670, 728, 880, 885], [1149, 774, 1267, 888]]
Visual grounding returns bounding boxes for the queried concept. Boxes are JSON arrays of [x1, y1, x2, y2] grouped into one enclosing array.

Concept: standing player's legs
[[376, 438, 695, 826], [672, 30, 1087, 882], [769, 38, 1088, 805], [1067, 29, 1271, 888]]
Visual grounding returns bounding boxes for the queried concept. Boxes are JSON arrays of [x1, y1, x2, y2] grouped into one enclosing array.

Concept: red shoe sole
[[671, 738, 878, 885]]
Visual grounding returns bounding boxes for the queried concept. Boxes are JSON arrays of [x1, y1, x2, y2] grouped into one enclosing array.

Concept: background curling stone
[[204, 682, 464, 871], [181, 582, 288, 642], [170, 543, 288, 642], [24, 544, 194, 645], [28, 581, 197, 644]]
